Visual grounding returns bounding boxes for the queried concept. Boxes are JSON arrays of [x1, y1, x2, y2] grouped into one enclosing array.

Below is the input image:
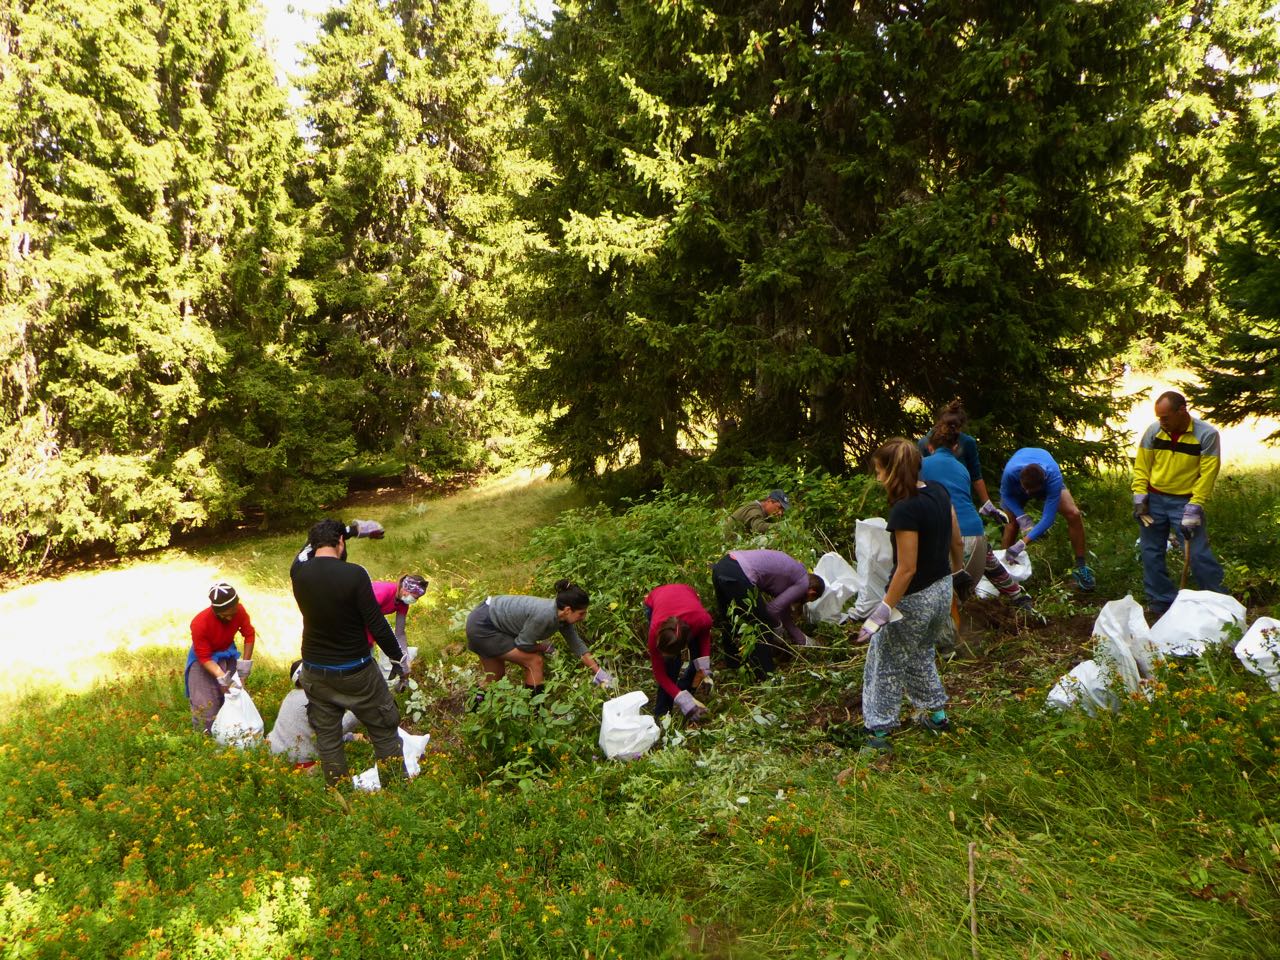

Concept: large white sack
[[1092, 595, 1156, 678], [1148, 590, 1247, 658], [1235, 617, 1280, 692], [352, 727, 433, 791], [807, 551, 858, 623], [212, 681, 265, 749], [599, 690, 660, 761], [1044, 660, 1122, 716], [852, 519, 894, 618], [974, 548, 1033, 599]]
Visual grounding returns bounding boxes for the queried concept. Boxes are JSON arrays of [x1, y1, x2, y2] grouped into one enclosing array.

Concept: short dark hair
[[1020, 464, 1046, 493], [553, 578, 589, 611], [308, 518, 347, 550], [808, 573, 826, 598], [1156, 390, 1186, 410]]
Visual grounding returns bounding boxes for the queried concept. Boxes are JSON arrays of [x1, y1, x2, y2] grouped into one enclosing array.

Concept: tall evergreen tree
[[0, 0, 306, 566], [298, 0, 531, 479], [515, 0, 1211, 480]]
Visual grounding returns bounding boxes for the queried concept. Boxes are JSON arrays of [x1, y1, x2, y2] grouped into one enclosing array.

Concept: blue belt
[[302, 656, 373, 675]]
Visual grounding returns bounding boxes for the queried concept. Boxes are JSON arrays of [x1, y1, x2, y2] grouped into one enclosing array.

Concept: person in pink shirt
[[643, 584, 714, 722], [365, 574, 428, 679]]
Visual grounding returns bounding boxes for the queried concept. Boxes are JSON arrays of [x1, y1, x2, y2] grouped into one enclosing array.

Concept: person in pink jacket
[[365, 574, 428, 679], [643, 584, 714, 722]]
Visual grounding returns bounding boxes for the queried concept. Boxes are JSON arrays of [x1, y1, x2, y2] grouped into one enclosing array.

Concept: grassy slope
[[0, 471, 1277, 959]]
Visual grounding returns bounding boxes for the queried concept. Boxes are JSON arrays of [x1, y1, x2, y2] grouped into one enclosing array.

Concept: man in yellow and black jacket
[[1132, 391, 1226, 615]]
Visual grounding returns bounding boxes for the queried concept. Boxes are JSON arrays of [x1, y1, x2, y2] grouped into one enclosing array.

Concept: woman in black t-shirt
[[856, 438, 967, 754]]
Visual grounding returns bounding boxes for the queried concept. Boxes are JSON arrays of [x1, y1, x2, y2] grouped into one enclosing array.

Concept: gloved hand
[[399, 652, 414, 676], [693, 656, 712, 674], [1181, 503, 1204, 537], [217, 670, 236, 691], [352, 519, 385, 539], [235, 659, 252, 681], [673, 690, 708, 723], [1132, 494, 1152, 526], [592, 668, 615, 688], [1005, 539, 1027, 562], [1015, 514, 1034, 534], [856, 601, 893, 644], [978, 501, 1010, 526], [951, 570, 975, 602]]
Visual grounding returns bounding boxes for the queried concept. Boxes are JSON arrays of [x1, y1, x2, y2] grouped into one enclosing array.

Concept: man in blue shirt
[[999, 448, 1095, 592]]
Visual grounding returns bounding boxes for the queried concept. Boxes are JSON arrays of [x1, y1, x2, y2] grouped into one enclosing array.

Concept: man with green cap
[[725, 489, 790, 537]]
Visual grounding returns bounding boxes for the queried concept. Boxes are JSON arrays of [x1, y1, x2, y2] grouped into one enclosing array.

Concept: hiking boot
[[919, 712, 951, 735], [1072, 564, 1096, 593]]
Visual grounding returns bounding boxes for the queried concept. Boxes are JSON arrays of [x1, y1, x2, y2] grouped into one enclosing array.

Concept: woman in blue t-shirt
[[856, 438, 966, 754], [922, 419, 1036, 615]]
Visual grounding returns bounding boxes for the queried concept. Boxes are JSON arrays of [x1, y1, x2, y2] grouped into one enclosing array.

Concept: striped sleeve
[[1191, 422, 1221, 505]]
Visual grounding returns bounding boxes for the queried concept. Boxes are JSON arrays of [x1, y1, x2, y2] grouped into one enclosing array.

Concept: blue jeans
[[1139, 491, 1225, 613]]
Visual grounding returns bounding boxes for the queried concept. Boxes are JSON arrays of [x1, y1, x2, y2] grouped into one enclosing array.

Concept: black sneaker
[[859, 730, 893, 757], [919, 713, 951, 734]]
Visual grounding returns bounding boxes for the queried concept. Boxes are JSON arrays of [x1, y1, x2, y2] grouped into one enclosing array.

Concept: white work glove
[[693, 656, 712, 674], [1005, 539, 1027, 562], [856, 601, 894, 644], [591, 668, 615, 688], [978, 500, 1010, 526], [235, 659, 252, 681], [217, 670, 236, 691], [399, 651, 415, 676], [352, 519, 385, 539], [1015, 514, 1034, 534], [673, 689, 708, 722]]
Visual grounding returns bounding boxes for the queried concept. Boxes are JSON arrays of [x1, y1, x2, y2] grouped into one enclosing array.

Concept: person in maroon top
[[643, 584, 714, 722], [185, 582, 257, 733]]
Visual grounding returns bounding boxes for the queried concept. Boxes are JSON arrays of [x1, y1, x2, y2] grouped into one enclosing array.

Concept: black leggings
[[711, 555, 779, 678]]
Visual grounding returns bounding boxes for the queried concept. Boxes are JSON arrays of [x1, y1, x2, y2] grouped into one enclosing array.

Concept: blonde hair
[[872, 437, 922, 504]]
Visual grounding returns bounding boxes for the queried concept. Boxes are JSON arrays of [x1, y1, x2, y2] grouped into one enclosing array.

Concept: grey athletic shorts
[[465, 602, 517, 658]]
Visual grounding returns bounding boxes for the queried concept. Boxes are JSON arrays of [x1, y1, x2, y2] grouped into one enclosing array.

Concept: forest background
[[4, 0, 1280, 571]]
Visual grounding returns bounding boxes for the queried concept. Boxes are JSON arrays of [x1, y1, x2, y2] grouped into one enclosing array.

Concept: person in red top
[[185, 582, 257, 733], [644, 584, 713, 723], [366, 574, 428, 685]]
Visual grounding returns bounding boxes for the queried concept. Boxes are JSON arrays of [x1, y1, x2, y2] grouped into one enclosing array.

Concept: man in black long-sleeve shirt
[[291, 518, 406, 786]]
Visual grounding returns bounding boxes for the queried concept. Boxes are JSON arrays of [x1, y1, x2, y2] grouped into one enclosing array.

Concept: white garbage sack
[[974, 548, 1033, 600], [1148, 590, 1247, 658], [1045, 660, 1122, 716], [1235, 617, 1280, 691], [352, 727, 433, 791], [1092, 595, 1156, 678], [807, 551, 858, 623], [851, 519, 894, 618], [599, 690, 660, 761], [211, 680, 265, 749]]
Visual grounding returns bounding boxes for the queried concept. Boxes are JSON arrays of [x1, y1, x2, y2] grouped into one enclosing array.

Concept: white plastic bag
[[1044, 660, 1121, 716], [1092, 595, 1155, 679], [1235, 617, 1280, 692], [211, 680, 264, 749], [806, 551, 858, 623], [1148, 590, 1247, 658], [598, 691, 660, 761], [851, 519, 894, 618], [352, 727, 433, 791], [974, 548, 1033, 600]]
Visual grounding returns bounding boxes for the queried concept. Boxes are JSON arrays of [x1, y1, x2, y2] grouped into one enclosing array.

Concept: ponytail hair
[[554, 579, 590, 611], [872, 437, 923, 504], [928, 411, 964, 452], [655, 616, 689, 656], [936, 398, 968, 428]]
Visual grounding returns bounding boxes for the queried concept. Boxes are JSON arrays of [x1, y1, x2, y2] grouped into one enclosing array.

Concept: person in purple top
[[999, 448, 1094, 591], [711, 548, 824, 678]]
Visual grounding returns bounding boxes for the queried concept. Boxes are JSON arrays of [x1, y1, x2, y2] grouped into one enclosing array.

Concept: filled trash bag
[[1045, 660, 1123, 716], [352, 727, 433, 791], [1148, 590, 1246, 658], [211, 680, 265, 749], [1092, 595, 1155, 678], [1235, 617, 1280, 692], [851, 519, 893, 618], [599, 690, 660, 761]]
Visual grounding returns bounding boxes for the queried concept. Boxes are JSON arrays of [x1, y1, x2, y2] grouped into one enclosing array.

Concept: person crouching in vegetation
[[922, 419, 1037, 616], [368, 574, 428, 683], [267, 660, 359, 768], [858, 439, 965, 754], [711, 549, 825, 678], [465, 580, 615, 697], [725, 489, 789, 537], [644, 583, 714, 723], [185, 582, 256, 733]]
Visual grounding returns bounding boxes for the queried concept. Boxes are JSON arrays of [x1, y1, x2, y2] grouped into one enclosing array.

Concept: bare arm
[[949, 507, 964, 572], [883, 530, 918, 609]]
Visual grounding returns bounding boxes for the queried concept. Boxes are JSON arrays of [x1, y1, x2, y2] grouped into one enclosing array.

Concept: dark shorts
[[465, 603, 518, 658]]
